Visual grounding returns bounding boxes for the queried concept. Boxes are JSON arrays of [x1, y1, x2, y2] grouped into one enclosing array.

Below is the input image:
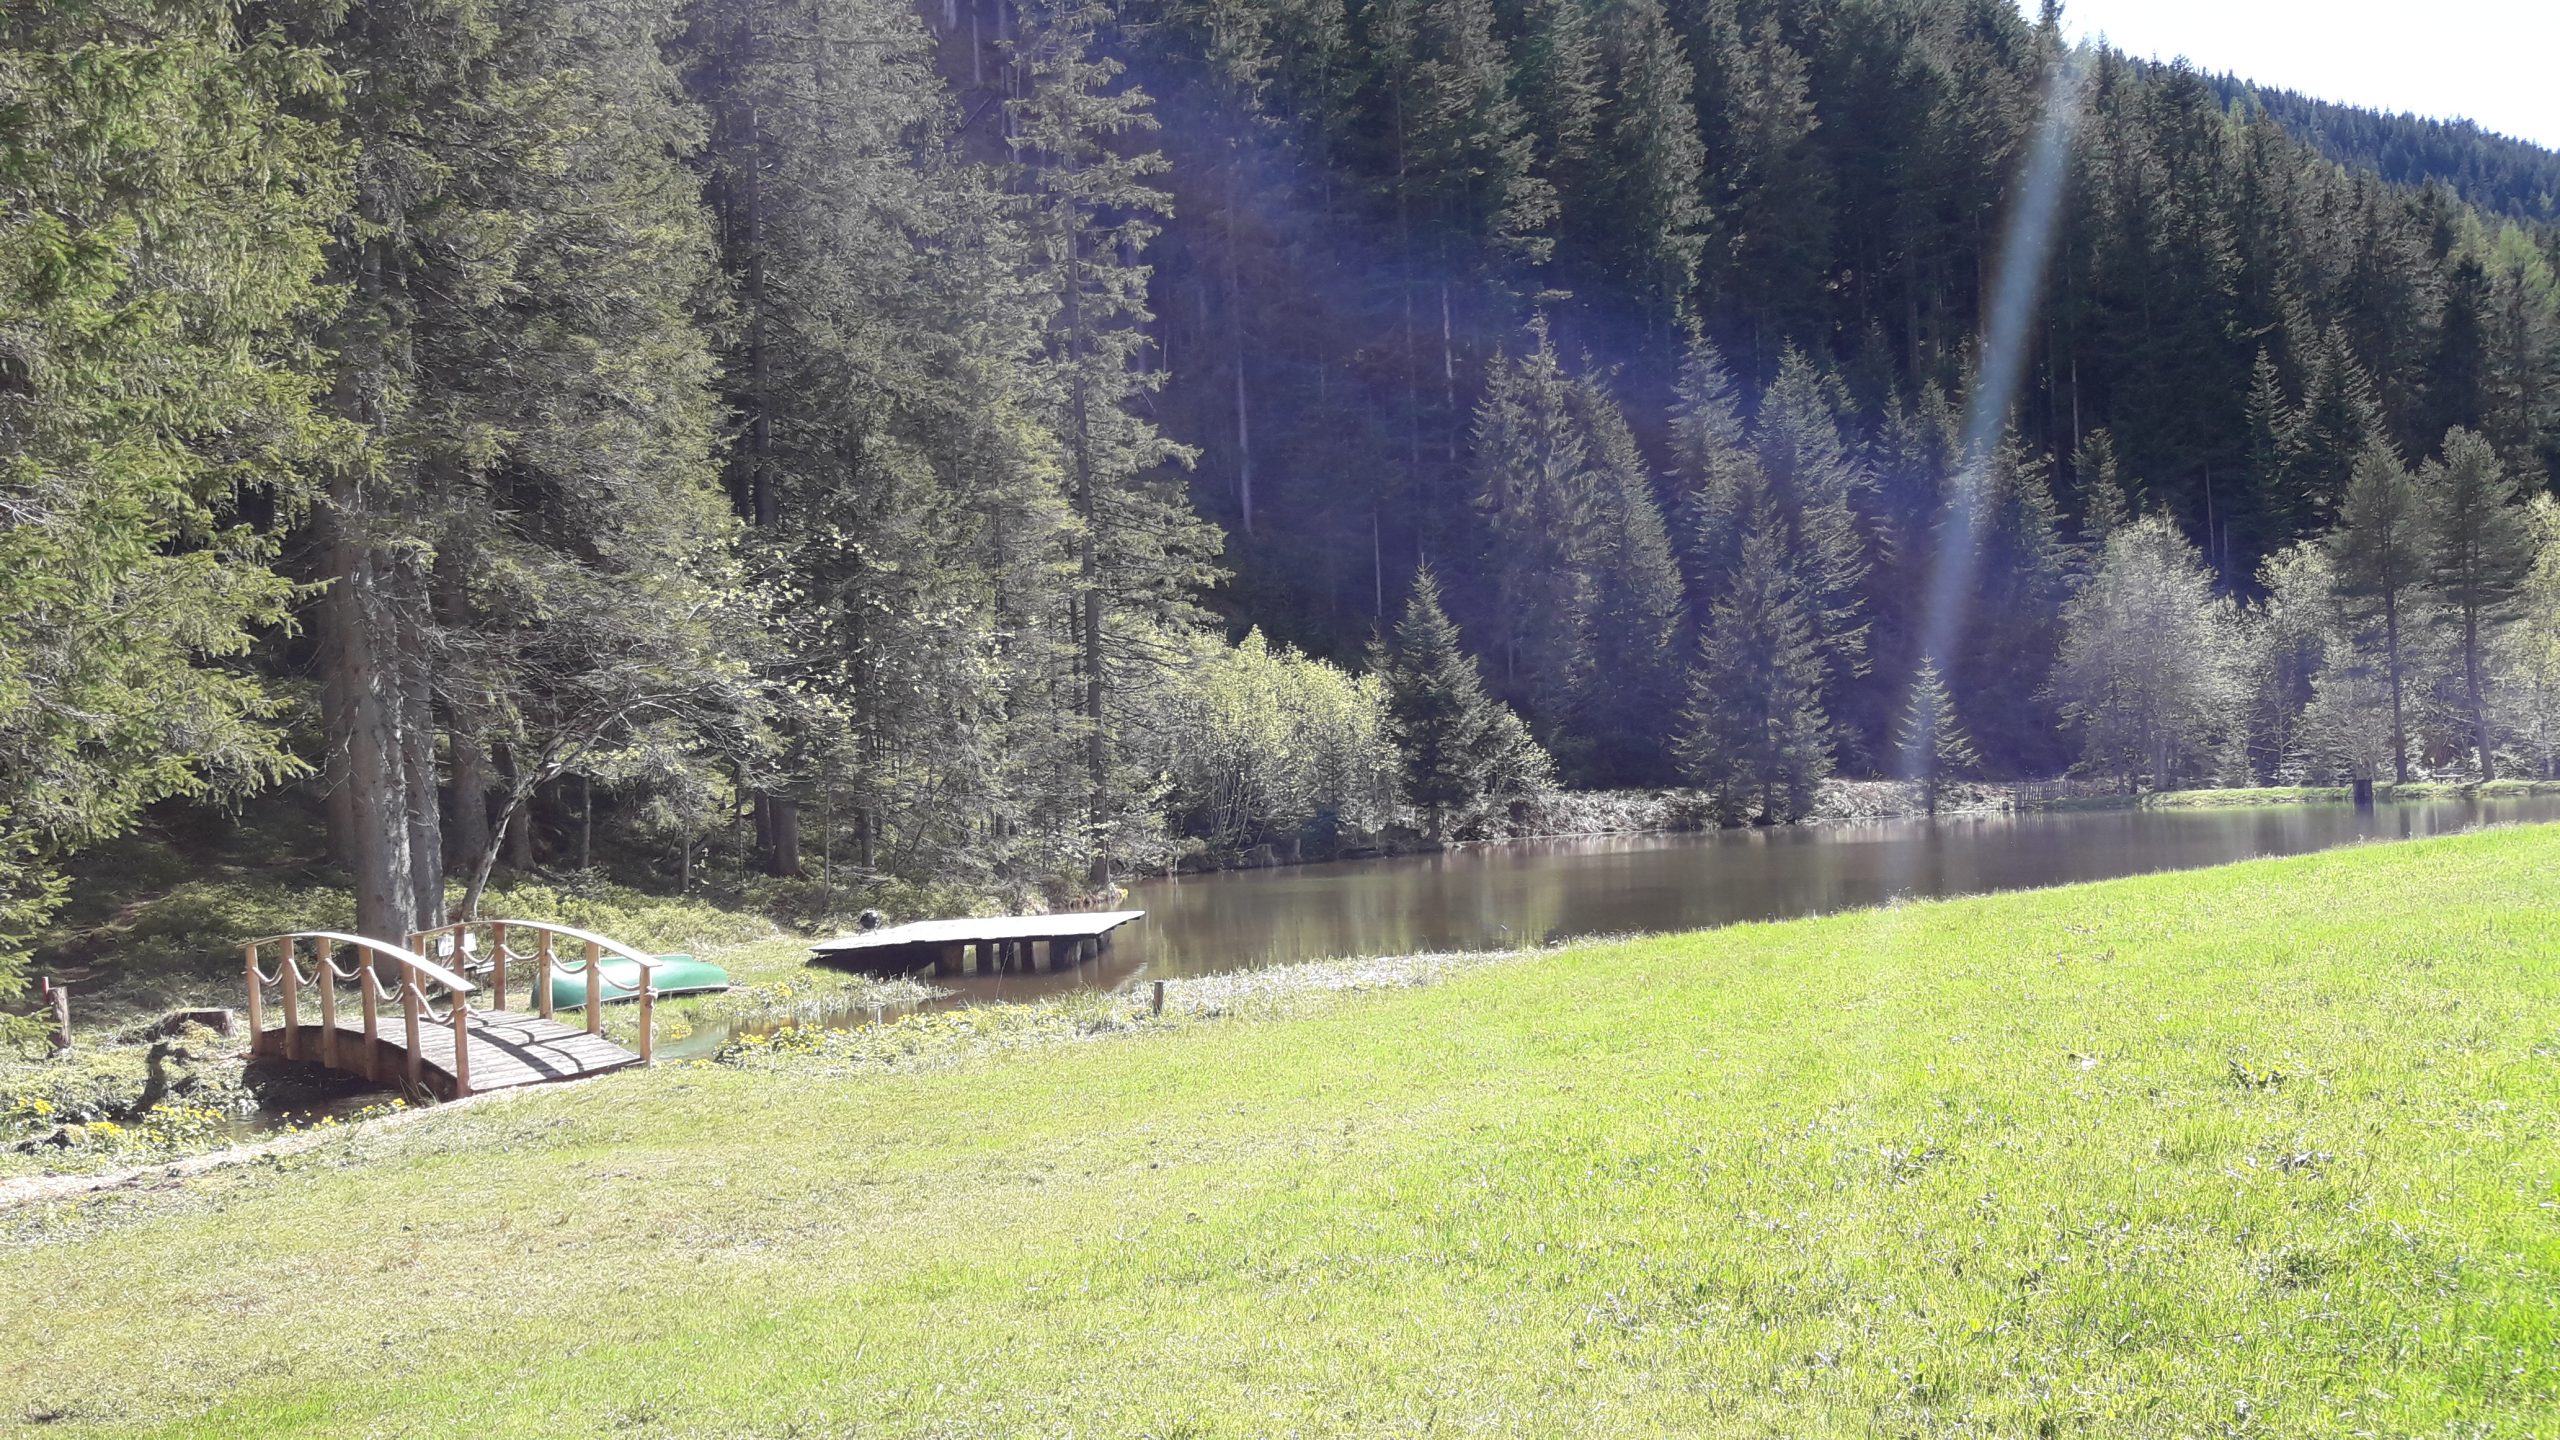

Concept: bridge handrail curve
[[408, 919, 664, 980], [404, 918, 667, 1062], [245, 930, 476, 995], [242, 930, 483, 1095]]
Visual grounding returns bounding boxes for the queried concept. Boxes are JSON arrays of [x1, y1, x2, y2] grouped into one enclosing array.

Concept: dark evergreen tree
[[1379, 568, 1550, 838], [2419, 427, 2537, 778], [1676, 525, 1833, 824], [0, 0, 343, 984], [1896, 657, 1979, 814], [2330, 440, 2427, 783], [1012, 0, 1219, 882]]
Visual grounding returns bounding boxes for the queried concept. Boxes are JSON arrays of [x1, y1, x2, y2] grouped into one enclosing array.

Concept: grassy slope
[[4, 830, 2559, 1437]]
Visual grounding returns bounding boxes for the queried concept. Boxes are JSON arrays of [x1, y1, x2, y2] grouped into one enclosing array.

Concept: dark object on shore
[[39, 977, 71, 1053], [140, 1009, 237, 1040], [857, 909, 884, 931], [2353, 777, 2376, 810]]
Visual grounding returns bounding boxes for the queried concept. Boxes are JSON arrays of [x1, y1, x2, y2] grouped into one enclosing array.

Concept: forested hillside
[[9, 0, 2560, 982], [2206, 75, 2560, 225]]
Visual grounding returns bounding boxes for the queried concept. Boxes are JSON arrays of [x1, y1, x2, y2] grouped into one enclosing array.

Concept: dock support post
[[937, 944, 965, 978], [1152, 980, 1165, 1017], [584, 940, 603, 1035], [637, 980, 655, 1066]]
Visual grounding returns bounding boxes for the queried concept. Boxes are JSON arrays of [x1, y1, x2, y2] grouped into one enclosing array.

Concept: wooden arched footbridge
[[243, 921, 685, 1100]]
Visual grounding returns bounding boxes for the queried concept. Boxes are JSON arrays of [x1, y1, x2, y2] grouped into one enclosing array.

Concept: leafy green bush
[[1144, 629, 1399, 856]]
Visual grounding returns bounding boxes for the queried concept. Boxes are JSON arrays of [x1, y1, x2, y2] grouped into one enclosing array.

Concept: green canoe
[[547, 953, 731, 1010]]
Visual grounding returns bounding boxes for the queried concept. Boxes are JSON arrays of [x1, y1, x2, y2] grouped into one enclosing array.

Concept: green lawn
[[5, 828, 2559, 1437]]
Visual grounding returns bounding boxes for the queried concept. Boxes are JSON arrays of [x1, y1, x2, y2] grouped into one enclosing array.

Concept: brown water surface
[[963, 796, 2560, 1003]]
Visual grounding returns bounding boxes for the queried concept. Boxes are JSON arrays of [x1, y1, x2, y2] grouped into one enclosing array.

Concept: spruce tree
[[1677, 526, 1833, 825], [1012, 0, 1219, 883], [1589, 0, 1708, 325], [1667, 329, 1762, 610], [2419, 427, 2537, 778], [1380, 569, 1550, 838], [2241, 348, 2305, 542], [1896, 657, 1979, 815], [1469, 320, 1684, 782], [1471, 321, 1598, 736], [1749, 349, 1872, 713], [2074, 428, 2132, 544], [0, 0, 343, 984], [2330, 440, 2426, 783], [2295, 330, 2384, 526], [1572, 371, 1689, 783]]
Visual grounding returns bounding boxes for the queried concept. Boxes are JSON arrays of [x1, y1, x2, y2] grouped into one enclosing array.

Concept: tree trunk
[[2465, 608, 2495, 779], [501, 746, 535, 870], [319, 517, 427, 945], [767, 794, 803, 877], [2384, 594, 2409, 783], [1064, 185, 1109, 888], [1224, 156, 1253, 537], [449, 724, 493, 879]]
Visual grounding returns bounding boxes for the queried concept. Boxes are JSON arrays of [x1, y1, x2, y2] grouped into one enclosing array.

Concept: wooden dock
[[810, 911, 1145, 976]]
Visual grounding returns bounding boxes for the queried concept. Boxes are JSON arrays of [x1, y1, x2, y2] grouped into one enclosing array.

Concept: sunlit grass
[[3, 826, 2556, 1436]]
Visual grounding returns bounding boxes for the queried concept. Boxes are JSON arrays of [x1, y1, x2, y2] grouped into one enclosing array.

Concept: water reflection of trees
[[1118, 798, 2560, 979]]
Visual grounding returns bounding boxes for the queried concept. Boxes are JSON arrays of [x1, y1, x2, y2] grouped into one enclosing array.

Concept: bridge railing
[[243, 932, 482, 1096], [405, 919, 666, 1064]]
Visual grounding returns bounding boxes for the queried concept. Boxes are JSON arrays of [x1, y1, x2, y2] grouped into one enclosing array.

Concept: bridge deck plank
[[296, 1011, 641, 1093]]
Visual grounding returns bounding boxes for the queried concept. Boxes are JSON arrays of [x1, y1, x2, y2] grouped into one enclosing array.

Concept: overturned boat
[[547, 952, 732, 1010]]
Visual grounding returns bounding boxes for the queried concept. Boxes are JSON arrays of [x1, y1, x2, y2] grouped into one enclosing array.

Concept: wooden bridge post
[[359, 954, 381, 1082], [449, 984, 472, 1098], [584, 940, 603, 1036], [316, 945, 340, 1072], [490, 922, 509, 1011], [403, 980, 424, 1091], [242, 943, 264, 1051], [279, 942, 303, 1062], [637, 977, 655, 1066], [537, 931, 556, 1019]]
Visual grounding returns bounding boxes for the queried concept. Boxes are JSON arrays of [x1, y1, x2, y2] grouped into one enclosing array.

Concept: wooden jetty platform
[[810, 911, 1145, 977]]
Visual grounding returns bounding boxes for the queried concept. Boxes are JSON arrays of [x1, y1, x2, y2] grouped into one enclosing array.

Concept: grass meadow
[[3, 825, 2557, 1436]]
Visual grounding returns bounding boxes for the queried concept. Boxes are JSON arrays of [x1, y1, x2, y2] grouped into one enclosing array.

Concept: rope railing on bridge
[[405, 919, 667, 1065], [242, 932, 481, 1096]]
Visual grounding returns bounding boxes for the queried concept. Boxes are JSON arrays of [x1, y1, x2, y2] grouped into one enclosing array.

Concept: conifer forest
[[9, 0, 2560, 980]]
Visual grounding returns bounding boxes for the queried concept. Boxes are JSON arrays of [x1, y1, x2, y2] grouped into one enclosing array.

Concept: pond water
[[917, 795, 2560, 1006], [233, 795, 2559, 1121]]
